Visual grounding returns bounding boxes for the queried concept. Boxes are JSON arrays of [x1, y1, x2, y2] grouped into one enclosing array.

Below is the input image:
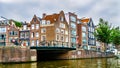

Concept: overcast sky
[[0, 0, 119, 26]]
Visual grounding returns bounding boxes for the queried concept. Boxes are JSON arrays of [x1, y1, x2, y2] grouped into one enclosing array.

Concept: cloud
[[0, 0, 119, 26]]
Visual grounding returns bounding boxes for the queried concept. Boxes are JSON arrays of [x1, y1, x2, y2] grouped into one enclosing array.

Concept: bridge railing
[[33, 40, 76, 48]]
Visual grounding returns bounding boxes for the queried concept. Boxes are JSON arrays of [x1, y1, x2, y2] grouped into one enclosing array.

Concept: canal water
[[0, 58, 120, 68]]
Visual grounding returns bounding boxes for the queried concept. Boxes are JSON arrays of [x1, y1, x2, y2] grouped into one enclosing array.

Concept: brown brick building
[[39, 11, 69, 47], [30, 15, 41, 46], [77, 18, 88, 49], [0, 20, 19, 46]]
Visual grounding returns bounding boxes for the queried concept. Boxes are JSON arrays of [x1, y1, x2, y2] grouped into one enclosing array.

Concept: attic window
[[60, 16, 64, 22], [33, 18, 36, 22]]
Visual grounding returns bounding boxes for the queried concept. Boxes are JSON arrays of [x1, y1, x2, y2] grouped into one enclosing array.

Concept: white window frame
[[23, 25, 27, 30], [36, 24, 39, 29], [31, 40, 34, 46], [36, 32, 39, 37], [31, 24, 34, 29]]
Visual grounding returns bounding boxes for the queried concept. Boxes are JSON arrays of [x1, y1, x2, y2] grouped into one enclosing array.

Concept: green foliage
[[94, 18, 112, 44], [13, 20, 22, 27], [111, 27, 120, 46]]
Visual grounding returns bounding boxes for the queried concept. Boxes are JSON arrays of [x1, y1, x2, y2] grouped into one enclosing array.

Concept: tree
[[13, 20, 22, 27], [111, 27, 120, 49], [94, 18, 113, 50]]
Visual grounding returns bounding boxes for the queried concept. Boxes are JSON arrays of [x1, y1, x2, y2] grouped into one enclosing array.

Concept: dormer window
[[46, 20, 50, 24]]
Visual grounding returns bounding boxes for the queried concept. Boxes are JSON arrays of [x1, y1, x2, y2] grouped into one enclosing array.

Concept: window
[[60, 16, 64, 22], [36, 32, 39, 37], [0, 27, 6, 33], [82, 26, 86, 32], [23, 25, 27, 30], [70, 16, 76, 22], [82, 39, 87, 44], [46, 20, 50, 24], [31, 40, 34, 46], [61, 29, 64, 34], [71, 38, 76, 43], [36, 40, 39, 46], [66, 36, 68, 42], [31, 32, 34, 38], [31, 24, 34, 29], [9, 31, 18, 36], [56, 28, 60, 33], [61, 36, 64, 41], [71, 30, 76, 35], [56, 34, 59, 41], [65, 30, 68, 35], [20, 32, 25, 38], [41, 28, 46, 33], [25, 32, 29, 38], [82, 32, 86, 38], [71, 23, 76, 29], [41, 20, 46, 25], [77, 20, 81, 24], [41, 35, 46, 41], [36, 24, 39, 29], [60, 23, 65, 28]]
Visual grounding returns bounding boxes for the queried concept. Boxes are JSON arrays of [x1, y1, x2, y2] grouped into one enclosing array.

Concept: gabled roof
[[42, 13, 60, 23]]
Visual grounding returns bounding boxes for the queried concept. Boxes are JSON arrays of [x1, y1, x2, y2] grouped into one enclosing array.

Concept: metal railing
[[31, 40, 76, 48]]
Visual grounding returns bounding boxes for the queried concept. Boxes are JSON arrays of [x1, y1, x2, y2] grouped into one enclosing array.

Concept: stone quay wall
[[0, 46, 37, 63], [58, 50, 114, 59]]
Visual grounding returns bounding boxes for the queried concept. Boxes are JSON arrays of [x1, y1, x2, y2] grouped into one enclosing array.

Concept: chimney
[[42, 13, 46, 18]]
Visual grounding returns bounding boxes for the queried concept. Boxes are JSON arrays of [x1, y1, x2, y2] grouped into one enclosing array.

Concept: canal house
[[40, 11, 69, 47], [77, 18, 88, 49], [19, 22, 30, 46]]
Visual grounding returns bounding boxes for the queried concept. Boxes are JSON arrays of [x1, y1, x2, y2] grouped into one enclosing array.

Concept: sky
[[0, 0, 120, 26]]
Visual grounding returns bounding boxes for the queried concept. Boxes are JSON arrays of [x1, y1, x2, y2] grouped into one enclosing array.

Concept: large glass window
[[70, 16, 76, 22], [41, 28, 46, 33], [82, 26, 86, 32], [60, 16, 64, 22], [71, 30, 76, 35], [82, 39, 87, 44], [71, 38, 76, 43], [71, 23, 76, 29]]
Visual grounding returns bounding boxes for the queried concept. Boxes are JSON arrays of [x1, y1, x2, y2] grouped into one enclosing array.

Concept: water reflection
[[0, 58, 119, 68]]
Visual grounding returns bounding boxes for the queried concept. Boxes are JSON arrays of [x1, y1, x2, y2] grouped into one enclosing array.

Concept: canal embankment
[[0, 46, 36, 63], [0, 46, 115, 63]]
